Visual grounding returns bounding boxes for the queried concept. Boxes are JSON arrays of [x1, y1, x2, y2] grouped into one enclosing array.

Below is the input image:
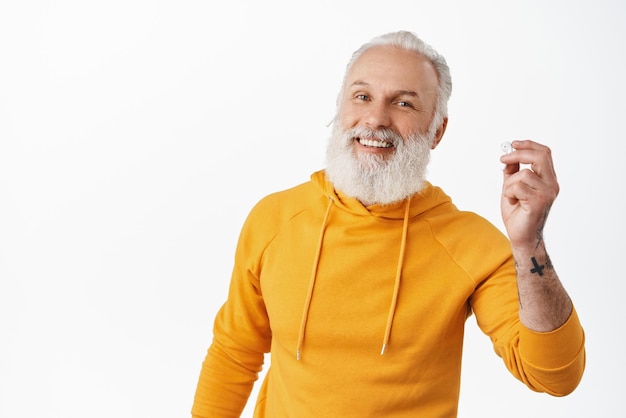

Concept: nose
[[364, 101, 391, 130]]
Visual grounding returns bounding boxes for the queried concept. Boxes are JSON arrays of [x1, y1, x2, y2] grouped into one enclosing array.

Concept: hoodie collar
[[310, 170, 451, 219]]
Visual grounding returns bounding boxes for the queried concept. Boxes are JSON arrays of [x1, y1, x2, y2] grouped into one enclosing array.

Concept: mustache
[[343, 126, 404, 146]]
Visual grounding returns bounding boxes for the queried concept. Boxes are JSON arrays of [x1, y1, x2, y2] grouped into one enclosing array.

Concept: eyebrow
[[349, 80, 421, 98]]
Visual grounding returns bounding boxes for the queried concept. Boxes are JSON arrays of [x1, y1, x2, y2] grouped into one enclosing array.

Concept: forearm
[[512, 241, 572, 332]]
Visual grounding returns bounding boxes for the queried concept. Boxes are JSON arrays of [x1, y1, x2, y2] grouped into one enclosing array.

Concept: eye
[[355, 94, 370, 101], [396, 101, 413, 108]]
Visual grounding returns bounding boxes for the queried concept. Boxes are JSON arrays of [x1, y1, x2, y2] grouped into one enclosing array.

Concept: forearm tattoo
[[530, 257, 545, 276], [535, 207, 551, 249], [530, 208, 553, 276], [529, 253, 553, 277]]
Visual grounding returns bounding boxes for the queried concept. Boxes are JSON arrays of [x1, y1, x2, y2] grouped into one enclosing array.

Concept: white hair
[[338, 30, 452, 133]]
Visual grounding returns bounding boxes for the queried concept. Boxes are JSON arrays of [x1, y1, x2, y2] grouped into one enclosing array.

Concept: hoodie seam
[[255, 197, 328, 275], [422, 217, 479, 289]]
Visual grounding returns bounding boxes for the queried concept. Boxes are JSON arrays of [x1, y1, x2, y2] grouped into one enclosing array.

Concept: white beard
[[325, 124, 434, 206]]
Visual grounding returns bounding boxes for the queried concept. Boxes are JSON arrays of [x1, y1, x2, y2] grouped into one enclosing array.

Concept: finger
[[506, 168, 545, 190], [500, 142, 556, 180], [502, 161, 519, 176], [502, 178, 543, 208], [510, 139, 548, 151], [503, 169, 559, 208]]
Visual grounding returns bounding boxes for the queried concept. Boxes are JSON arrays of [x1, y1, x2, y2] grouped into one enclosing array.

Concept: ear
[[431, 117, 448, 150]]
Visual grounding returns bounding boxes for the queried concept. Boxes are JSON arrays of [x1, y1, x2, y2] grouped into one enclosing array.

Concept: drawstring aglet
[[297, 350, 301, 361], [380, 344, 387, 355]]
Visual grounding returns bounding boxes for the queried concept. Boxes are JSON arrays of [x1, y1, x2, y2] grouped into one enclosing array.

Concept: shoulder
[[429, 208, 509, 250], [249, 180, 321, 221], [418, 186, 506, 244], [239, 179, 324, 246], [422, 198, 512, 280]]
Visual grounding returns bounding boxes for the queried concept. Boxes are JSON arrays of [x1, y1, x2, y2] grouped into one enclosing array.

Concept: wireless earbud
[[500, 141, 514, 171]]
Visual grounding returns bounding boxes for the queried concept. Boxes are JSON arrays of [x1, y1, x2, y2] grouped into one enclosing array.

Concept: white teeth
[[358, 138, 393, 148]]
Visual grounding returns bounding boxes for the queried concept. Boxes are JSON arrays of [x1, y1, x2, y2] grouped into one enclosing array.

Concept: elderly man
[[191, 30, 585, 417]]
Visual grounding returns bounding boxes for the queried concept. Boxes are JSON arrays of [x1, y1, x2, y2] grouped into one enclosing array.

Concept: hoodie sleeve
[[191, 203, 273, 418], [470, 251, 586, 396]]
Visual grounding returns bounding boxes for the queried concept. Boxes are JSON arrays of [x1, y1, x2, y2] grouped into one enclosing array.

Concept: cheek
[[399, 116, 429, 138], [400, 124, 417, 139], [337, 106, 363, 131]]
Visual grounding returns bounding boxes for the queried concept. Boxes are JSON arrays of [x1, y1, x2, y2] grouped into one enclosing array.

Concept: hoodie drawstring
[[296, 198, 333, 360], [381, 197, 411, 355], [296, 196, 411, 359]]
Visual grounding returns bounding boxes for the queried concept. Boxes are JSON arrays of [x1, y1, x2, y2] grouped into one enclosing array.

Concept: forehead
[[346, 46, 439, 96]]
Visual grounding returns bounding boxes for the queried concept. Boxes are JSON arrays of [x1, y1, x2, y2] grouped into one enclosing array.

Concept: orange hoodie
[[192, 170, 585, 418]]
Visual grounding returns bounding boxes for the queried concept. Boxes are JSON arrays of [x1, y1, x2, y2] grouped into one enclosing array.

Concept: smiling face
[[325, 45, 446, 206], [337, 45, 443, 158]]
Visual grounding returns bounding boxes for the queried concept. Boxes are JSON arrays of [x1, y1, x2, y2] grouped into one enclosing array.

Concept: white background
[[1, 0, 624, 417]]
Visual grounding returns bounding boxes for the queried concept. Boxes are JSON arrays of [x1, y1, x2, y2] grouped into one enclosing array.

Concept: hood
[[310, 169, 452, 219]]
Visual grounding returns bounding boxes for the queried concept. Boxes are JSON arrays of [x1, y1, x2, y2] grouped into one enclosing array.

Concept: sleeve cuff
[[519, 306, 585, 370]]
